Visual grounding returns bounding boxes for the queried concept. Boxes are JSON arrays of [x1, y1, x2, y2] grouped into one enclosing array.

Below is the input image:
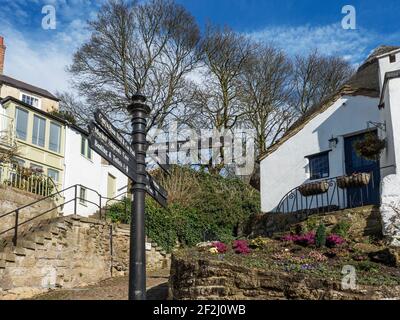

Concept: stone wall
[[0, 216, 170, 300], [245, 206, 382, 241], [380, 175, 400, 246], [0, 185, 59, 237], [111, 224, 171, 276], [169, 255, 400, 300]]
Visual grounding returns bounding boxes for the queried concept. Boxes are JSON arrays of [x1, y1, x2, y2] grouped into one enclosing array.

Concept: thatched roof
[[259, 46, 399, 162]]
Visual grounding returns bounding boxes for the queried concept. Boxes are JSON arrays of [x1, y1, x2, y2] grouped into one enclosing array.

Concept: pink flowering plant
[[326, 234, 345, 248], [233, 240, 251, 255], [213, 241, 228, 254], [281, 232, 316, 247]]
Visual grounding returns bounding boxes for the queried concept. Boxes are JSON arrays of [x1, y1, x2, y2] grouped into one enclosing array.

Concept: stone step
[[40, 232, 53, 240], [34, 236, 45, 245], [56, 223, 68, 231], [19, 240, 36, 251], [49, 227, 60, 236], [13, 247, 26, 256], [0, 252, 16, 262]]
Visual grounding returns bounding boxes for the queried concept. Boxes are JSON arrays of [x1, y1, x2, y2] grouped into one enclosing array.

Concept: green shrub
[[357, 261, 379, 273], [304, 216, 319, 233], [106, 198, 131, 224], [331, 221, 351, 238], [106, 166, 260, 252], [316, 223, 327, 248], [145, 198, 178, 252]]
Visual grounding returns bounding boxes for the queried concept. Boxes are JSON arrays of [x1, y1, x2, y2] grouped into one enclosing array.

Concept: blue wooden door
[[344, 132, 380, 207]]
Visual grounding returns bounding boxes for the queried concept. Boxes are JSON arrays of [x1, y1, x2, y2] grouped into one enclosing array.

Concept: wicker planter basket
[[336, 173, 371, 189], [298, 181, 329, 197]]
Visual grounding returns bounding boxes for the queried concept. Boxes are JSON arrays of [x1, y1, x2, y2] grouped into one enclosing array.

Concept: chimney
[[0, 36, 5, 75]]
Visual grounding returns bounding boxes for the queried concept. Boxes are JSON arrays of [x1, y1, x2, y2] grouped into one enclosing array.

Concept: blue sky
[[1, 0, 400, 94]]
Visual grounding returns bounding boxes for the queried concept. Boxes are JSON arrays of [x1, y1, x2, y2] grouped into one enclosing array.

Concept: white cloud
[[0, 0, 99, 95], [1, 20, 90, 95], [2, 1, 399, 99], [247, 23, 381, 65]]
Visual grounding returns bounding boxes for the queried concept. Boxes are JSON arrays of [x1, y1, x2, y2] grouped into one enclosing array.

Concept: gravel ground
[[30, 269, 170, 300]]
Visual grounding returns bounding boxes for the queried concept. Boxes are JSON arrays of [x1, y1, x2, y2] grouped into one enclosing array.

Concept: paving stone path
[[30, 269, 170, 300]]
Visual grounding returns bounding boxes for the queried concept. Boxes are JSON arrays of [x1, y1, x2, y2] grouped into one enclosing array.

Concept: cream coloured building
[[0, 35, 64, 189], [0, 35, 127, 216], [0, 96, 65, 189], [0, 75, 60, 112]]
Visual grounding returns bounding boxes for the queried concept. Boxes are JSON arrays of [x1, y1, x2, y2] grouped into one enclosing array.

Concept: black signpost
[[88, 122, 138, 180], [87, 94, 168, 301]]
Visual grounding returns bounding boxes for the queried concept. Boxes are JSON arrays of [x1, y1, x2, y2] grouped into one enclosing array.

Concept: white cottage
[[259, 46, 400, 245], [62, 124, 128, 217]]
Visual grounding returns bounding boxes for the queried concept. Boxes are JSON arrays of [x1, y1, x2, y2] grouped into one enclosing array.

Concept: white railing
[[0, 163, 59, 198], [0, 113, 15, 148]]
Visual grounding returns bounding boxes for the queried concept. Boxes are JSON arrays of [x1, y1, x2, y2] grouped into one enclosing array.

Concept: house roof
[[366, 45, 400, 61], [1, 96, 66, 124], [0, 75, 60, 101], [69, 123, 89, 136], [378, 69, 400, 108], [258, 46, 398, 162]]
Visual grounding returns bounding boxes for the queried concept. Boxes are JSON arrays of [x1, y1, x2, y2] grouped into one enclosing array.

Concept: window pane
[[49, 122, 61, 152], [309, 153, 329, 180], [22, 94, 30, 105], [15, 107, 28, 140], [32, 115, 46, 147], [22, 94, 39, 108], [81, 135, 86, 156], [81, 135, 92, 159], [47, 168, 59, 182], [87, 143, 92, 159], [80, 187, 87, 205], [12, 158, 25, 169]]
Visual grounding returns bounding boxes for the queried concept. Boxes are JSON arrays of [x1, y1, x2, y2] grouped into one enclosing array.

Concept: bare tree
[[292, 50, 354, 115], [187, 25, 254, 172], [67, 0, 201, 133], [189, 25, 254, 131], [55, 92, 87, 126], [238, 45, 295, 156]]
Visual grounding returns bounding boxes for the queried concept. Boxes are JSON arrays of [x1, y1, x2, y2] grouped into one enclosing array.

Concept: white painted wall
[[62, 126, 128, 217], [379, 77, 400, 246], [379, 51, 400, 90], [260, 95, 380, 213], [378, 50, 400, 89], [379, 79, 400, 178]]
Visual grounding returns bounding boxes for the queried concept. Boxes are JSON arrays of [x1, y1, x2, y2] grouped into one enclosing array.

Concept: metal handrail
[[0, 184, 129, 246], [0, 185, 75, 220], [104, 191, 129, 220], [276, 172, 377, 215]]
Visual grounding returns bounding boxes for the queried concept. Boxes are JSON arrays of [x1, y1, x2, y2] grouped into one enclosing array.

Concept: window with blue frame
[[307, 151, 330, 180]]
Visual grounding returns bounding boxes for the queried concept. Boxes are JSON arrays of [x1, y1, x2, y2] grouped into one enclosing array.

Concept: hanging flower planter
[[336, 172, 371, 189], [298, 181, 329, 197], [354, 133, 386, 161]]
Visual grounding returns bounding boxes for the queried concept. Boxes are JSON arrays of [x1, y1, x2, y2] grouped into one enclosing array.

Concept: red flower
[[213, 242, 228, 254], [232, 240, 251, 255]]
